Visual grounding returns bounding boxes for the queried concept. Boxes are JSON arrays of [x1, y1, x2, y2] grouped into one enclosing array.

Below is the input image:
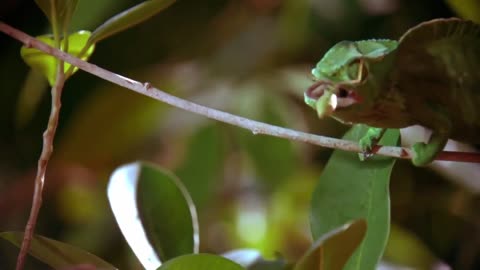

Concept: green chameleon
[[304, 18, 480, 166]]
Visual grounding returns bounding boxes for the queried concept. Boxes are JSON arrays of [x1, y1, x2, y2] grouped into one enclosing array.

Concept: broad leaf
[[90, 0, 177, 44], [310, 125, 399, 270], [108, 162, 199, 270], [137, 163, 199, 259], [158, 254, 245, 270], [20, 31, 95, 85], [0, 231, 117, 270], [295, 219, 367, 270]]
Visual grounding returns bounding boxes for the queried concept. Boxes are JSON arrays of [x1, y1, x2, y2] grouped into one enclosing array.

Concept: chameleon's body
[[304, 18, 480, 165]]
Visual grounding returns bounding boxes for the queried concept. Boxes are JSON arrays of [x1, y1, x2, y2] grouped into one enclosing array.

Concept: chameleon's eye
[[334, 86, 362, 108], [348, 59, 369, 83], [338, 88, 349, 98]]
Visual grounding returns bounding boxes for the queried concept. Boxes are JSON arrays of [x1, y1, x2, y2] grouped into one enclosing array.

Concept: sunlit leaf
[[310, 125, 399, 270], [157, 254, 245, 270], [0, 231, 117, 270], [223, 249, 288, 270], [20, 31, 95, 85], [90, 0, 177, 44], [295, 219, 367, 270], [108, 162, 199, 270], [35, 0, 79, 35]]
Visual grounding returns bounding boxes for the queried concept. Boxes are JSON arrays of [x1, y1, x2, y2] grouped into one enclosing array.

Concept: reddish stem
[[15, 57, 65, 270]]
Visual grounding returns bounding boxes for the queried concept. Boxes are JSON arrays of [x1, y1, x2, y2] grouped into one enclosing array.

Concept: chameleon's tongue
[[316, 90, 337, 118]]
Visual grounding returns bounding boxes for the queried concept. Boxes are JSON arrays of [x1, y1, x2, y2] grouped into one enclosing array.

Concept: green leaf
[[55, 85, 165, 166], [223, 249, 288, 270], [175, 124, 225, 207], [446, 0, 480, 23], [295, 219, 367, 270], [384, 224, 441, 269], [15, 69, 49, 128], [35, 0, 79, 35], [0, 231, 117, 270], [137, 163, 199, 260], [20, 31, 95, 86], [108, 162, 199, 270], [90, 0, 177, 44], [157, 254, 245, 270], [310, 125, 399, 270], [238, 96, 297, 186]]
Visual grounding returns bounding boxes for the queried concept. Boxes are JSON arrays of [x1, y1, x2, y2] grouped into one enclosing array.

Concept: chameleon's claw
[[411, 132, 449, 166], [358, 150, 374, 161], [411, 143, 430, 166], [358, 137, 375, 161], [358, 127, 386, 161]]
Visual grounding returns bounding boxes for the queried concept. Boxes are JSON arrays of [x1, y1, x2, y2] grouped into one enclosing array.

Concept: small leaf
[[310, 125, 399, 270], [0, 231, 117, 270], [295, 219, 367, 270], [108, 162, 199, 270], [35, 0, 79, 35], [20, 31, 95, 85], [90, 0, 177, 44], [157, 254, 245, 270]]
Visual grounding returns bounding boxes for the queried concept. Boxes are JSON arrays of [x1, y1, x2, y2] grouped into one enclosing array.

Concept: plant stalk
[[15, 56, 65, 270]]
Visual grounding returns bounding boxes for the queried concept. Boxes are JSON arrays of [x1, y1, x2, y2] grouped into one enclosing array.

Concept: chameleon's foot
[[411, 132, 449, 166], [411, 142, 437, 166], [358, 127, 386, 161], [358, 136, 375, 161]]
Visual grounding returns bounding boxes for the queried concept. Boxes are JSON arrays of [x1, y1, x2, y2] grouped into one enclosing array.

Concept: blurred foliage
[[1, 0, 480, 269]]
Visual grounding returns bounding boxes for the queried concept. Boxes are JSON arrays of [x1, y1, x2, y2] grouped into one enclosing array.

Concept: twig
[[14, 35, 66, 270], [0, 21, 479, 170]]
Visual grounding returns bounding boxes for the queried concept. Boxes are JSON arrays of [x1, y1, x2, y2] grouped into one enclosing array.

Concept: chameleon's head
[[304, 40, 397, 119]]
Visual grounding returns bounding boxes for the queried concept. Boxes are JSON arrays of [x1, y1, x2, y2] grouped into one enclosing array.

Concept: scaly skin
[[304, 18, 480, 166]]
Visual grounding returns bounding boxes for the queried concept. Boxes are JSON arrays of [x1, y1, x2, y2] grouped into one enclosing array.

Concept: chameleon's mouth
[[305, 81, 361, 118]]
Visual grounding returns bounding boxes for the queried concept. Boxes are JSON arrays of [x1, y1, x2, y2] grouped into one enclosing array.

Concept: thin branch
[[14, 40, 66, 270], [1, 21, 479, 164]]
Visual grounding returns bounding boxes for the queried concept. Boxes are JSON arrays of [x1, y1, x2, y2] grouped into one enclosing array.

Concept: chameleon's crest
[[312, 39, 398, 81]]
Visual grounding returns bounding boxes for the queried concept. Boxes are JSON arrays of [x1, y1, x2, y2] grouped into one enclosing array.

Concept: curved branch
[[1, 21, 479, 163]]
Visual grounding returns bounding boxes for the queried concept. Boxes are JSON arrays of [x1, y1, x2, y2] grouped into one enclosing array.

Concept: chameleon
[[304, 18, 480, 166]]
